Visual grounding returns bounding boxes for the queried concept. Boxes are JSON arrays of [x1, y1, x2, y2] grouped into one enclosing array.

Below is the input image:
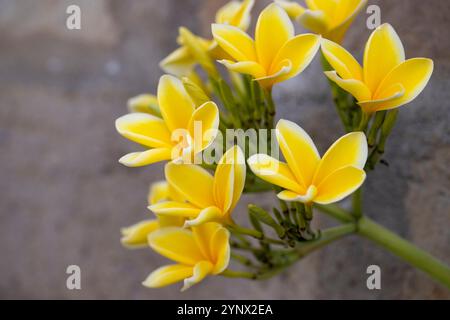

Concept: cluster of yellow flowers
[[116, 0, 433, 291]]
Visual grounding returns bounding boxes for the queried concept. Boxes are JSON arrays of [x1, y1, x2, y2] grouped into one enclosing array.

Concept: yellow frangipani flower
[[143, 222, 230, 291], [321, 23, 434, 114], [212, 3, 321, 88], [149, 146, 246, 227], [127, 94, 161, 117], [160, 0, 254, 76], [115, 74, 219, 167], [121, 181, 185, 248], [275, 0, 367, 43], [248, 119, 367, 204]]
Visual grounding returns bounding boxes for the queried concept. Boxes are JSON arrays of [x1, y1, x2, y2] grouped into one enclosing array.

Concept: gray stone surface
[[0, 0, 449, 299]]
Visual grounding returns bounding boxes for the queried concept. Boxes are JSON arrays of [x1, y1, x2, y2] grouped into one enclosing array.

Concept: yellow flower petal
[[165, 162, 215, 208], [157, 75, 195, 132], [216, 0, 254, 30], [315, 166, 366, 204], [184, 206, 223, 228], [321, 38, 363, 80], [211, 24, 257, 62], [369, 58, 433, 111], [181, 261, 213, 291], [358, 84, 405, 113], [276, 119, 320, 188], [188, 101, 219, 152], [313, 132, 368, 185], [121, 219, 159, 248], [326, 0, 367, 43], [247, 154, 303, 193], [148, 201, 201, 218], [149, 228, 205, 265], [213, 146, 246, 213], [269, 33, 321, 83], [277, 185, 318, 203], [118, 148, 172, 167], [157, 215, 185, 228], [297, 9, 329, 34], [142, 264, 193, 288], [255, 3, 294, 70], [254, 59, 292, 88], [127, 94, 161, 116], [159, 46, 196, 76], [363, 23, 405, 93], [115, 113, 172, 148], [209, 226, 230, 274], [217, 60, 266, 79], [192, 222, 222, 261], [275, 0, 306, 19], [324, 71, 371, 102], [148, 181, 170, 205]]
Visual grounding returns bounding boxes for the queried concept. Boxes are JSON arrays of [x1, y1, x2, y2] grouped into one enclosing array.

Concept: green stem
[[315, 203, 354, 222], [316, 204, 450, 288], [351, 187, 363, 219], [358, 216, 450, 289], [293, 223, 356, 256]]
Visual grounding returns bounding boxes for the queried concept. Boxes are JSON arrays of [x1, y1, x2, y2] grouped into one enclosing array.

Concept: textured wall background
[[0, 0, 449, 299]]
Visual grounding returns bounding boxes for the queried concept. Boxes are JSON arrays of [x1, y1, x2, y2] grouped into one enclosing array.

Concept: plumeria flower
[[160, 0, 254, 77], [149, 146, 246, 227], [248, 119, 367, 204], [212, 3, 321, 88], [143, 222, 230, 291], [321, 23, 434, 113], [115, 74, 219, 167], [127, 94, 161, 116], [276, 0, 367, 43], [121, 181, 185, 248]]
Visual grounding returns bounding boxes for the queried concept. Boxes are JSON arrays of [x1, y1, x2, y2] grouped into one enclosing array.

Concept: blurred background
[[0, 0, 449, 299]]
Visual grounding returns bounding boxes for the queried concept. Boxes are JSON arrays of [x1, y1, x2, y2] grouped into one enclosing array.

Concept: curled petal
[[324, 71, 371, 102], [368, 58, 433, 111], [184, 206, 223, 228], [214, 146, 246, 213], [209, 226, 231, 274], [277, 185, 318, 203], [148, 201, 201, 218], [218, 60, 266, 79], [313, 132, 368, 185], [321, 38, 363, 80], [315, 166, 366, 204], [358, 84, 405, 113], [118, 148, 172, 167], [247, 154, 303, 193], [269, 33, 321, 83], [142, 264, 193, 288], [181, 261, 213, 291]]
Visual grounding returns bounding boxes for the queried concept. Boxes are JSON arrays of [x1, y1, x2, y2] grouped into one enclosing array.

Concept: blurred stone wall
[[0, 0, 449, 299]]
